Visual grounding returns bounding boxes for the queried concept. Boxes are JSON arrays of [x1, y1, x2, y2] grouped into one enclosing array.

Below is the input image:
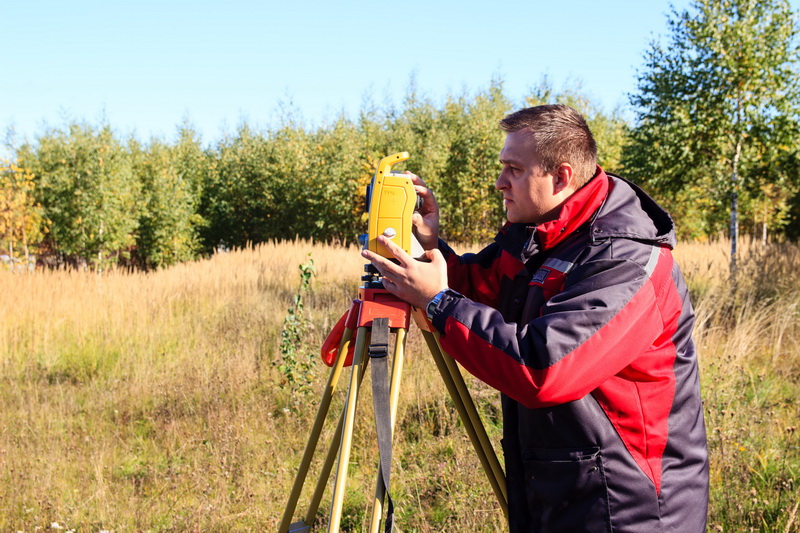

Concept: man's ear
[[553, 163, 575, 194]]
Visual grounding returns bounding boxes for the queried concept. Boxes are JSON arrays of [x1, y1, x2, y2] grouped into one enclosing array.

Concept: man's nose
[[495, 171, 508, 190]]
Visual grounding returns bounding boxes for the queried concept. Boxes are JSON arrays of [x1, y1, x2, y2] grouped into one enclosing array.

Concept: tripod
[[279, 273, 508, 532]]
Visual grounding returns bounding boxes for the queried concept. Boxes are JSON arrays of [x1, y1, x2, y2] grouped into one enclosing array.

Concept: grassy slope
[[0, 239, 798, 532]]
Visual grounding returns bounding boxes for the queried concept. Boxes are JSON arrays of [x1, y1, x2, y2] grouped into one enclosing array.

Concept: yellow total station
[[366, 152, 418, 259]]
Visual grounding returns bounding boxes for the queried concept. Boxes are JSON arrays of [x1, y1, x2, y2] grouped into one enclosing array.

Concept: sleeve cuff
[[426, 288, 463, 331]]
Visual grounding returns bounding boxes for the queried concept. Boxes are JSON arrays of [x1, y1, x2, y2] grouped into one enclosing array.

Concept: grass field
[[1, 238, 799, 532]]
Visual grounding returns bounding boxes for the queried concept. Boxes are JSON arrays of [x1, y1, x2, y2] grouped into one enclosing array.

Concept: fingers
[[404, 171, 426, 187], [401, 171, 438, 210], [361, 234, 448, 308], [411, 181, 433, 198], [426, 247, 445, 265], [404, 172, 435, 202], [360, 236, 408, 277], [377, 235, 411, 266], [413, 186, 438, 218], [361, 247, 397, 276]]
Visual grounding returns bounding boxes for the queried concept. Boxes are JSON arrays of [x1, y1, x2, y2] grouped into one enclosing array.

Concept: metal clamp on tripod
[[279, 153, 507, 533]]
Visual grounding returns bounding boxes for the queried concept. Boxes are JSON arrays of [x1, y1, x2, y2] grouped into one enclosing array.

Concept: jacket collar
[[535, 167, 609, 250]]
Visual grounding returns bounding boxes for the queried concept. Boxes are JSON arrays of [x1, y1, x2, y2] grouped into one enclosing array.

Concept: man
[[362, 104, 709, 532]]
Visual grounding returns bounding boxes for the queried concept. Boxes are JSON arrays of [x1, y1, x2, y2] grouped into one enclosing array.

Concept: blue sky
[[0, 0, 754, 150]]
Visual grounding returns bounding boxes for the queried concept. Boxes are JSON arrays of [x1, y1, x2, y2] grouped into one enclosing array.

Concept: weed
[[275, 254, 317, 393]]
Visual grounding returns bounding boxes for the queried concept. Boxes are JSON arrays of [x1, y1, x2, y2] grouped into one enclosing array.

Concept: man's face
[[496, 130, 561, 225]]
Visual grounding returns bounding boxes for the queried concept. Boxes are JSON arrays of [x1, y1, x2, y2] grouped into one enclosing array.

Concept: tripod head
[[361, 263, 384, 289]]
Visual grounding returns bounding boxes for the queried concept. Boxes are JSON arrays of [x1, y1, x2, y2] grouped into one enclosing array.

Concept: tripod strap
[[369, 317, 394, 533]]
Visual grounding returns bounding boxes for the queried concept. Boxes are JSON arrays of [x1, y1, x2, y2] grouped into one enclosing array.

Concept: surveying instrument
[[279, 153, 508, 532]]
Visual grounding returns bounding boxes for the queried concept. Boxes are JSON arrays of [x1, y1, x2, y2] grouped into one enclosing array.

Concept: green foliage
[[437, 80, 511, 242], [0, 75, 631, 265], [12, 58, 800, 268], [305, 117, 366, 242], [18, 123, 141, 268], [194, 79, 518, 249], [275, 254, 317, 391], [624, 0, 800, 248], [200, 125, 276, 248], [130, 135, 203, 269]]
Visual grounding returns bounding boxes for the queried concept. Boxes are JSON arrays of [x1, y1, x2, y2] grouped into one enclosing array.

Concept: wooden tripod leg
[[279, 327, 355, 533], [302, 351, 371, 528], [436, 334, 508, 507], [328, 326, 371, 532], [368, 327, 407, 533], [420, 330, 509, 518]]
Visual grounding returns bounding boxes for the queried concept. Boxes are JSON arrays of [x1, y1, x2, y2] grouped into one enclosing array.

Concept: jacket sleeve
[[438, 239, 524, 308], [428, 244, 673, 409]]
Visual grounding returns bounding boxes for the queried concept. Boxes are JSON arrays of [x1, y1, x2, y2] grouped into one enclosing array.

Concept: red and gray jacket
[[427, 169, 709, 532]]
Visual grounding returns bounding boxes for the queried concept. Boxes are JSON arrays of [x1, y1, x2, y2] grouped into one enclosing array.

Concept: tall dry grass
[[0, 240, 365, 531], [679, 240, 800, 532], [0, 238, 798, 531]]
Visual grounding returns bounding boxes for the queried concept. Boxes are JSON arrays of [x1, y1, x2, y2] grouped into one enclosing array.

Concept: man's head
[[499, 104, 598, 186], [496, 104, 598, 225]]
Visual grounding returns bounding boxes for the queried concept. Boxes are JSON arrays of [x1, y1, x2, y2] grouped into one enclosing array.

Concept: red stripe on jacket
[[439, 248, 679, 490], [593, 251, 680, 494], [446, 249, 523, 308]]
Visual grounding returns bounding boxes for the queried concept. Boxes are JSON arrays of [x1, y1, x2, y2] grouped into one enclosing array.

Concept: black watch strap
[[426, 289, 461, 320]]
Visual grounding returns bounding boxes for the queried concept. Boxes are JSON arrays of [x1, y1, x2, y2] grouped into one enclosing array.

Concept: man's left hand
[[361, 235, 448, 309]]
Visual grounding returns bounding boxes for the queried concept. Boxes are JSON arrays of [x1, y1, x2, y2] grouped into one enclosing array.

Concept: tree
[[0, 159, 46, 267], [625, 0, 800, 277], [200, 123, 318, 248], [438, 80, 511, 242], [18, 123, 141, 268], [130, 137, 203, 269], [306, 116, 366, 243]]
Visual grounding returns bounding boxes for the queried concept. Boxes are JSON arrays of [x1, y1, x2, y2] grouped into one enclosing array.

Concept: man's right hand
[[406, 172, 440, 250]]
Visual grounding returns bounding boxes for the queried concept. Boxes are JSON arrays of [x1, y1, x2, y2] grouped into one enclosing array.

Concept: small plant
[[275, 253, 316, 391]]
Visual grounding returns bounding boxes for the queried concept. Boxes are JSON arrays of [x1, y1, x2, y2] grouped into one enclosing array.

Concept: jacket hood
[[592, 172, 676, 249]]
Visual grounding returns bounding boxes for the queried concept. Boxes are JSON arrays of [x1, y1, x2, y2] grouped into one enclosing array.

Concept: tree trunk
[[23, 231, 30, 271], [730, 186, 738, 274], [97, 220, 104, 272], [730, 134, 743, 285]]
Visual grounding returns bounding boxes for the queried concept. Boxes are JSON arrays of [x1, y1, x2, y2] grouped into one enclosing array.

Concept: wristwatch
[[426, 288, 462, 320]]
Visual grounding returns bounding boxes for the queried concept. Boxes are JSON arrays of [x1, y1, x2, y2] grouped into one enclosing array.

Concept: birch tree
[[625, 0, 800, 277]]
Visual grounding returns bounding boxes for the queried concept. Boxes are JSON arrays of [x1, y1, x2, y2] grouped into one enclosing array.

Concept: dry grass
[[675, 238, 800, 532], [0, 240, 365, 532], [1, 238, 798, 532]]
